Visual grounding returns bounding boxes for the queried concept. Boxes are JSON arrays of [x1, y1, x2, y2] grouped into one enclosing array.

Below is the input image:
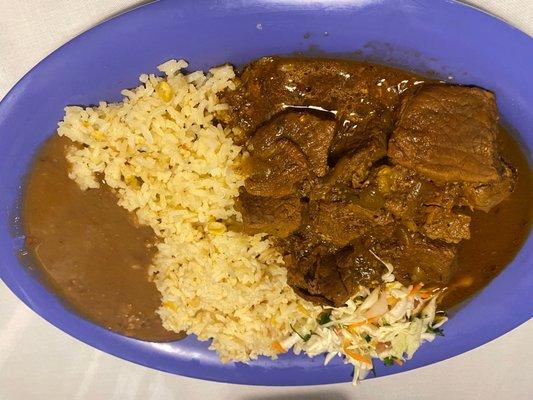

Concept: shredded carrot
[[343, 346, 373, 366], [387, 296, 399, 306], [346, 325, 358, 334], [347, 316, 380, 333], [272, 341, 286, 354], [418, 290, 431, 299], [347, 320, 367, 332], [409, 282, 424, 297]]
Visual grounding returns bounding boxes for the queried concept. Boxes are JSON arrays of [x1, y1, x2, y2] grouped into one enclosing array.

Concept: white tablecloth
[[1, 1, 531, 399]]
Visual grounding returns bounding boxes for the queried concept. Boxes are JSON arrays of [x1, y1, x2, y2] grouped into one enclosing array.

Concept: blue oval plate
[[0, 0, 532, 386]]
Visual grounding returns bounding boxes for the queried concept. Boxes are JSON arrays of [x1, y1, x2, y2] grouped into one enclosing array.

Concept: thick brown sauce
[[442, 128, 532, 308], [227, 56, 532, 309], [23, 136, 184, 341]]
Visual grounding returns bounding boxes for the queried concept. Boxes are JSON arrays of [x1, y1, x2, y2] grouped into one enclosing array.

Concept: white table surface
[[0, 1, 531, 399]]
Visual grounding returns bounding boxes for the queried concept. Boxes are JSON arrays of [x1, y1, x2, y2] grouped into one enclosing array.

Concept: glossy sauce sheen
[[23, 136, 184, 341]]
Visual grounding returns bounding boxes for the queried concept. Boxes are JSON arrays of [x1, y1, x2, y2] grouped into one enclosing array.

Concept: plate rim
[[0, 0, 532, 386]]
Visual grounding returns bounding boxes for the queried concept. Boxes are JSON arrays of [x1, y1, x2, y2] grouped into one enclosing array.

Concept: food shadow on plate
[[243, 391, 351, 400]]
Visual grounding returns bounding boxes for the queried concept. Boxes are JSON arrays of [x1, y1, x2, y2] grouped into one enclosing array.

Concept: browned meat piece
[[308, 201, 391, 247], [336, 244, 384, 294], [330, 108, 392, 159], [284, 241, 384, 307], [462, 161, 516, 212], [372, 165, 474, 239], [374, 165, 441, 223], [285, 246, 349, 307], [237, 190, 302, 238], [244, 138, 310, 197], [285, 227, 390, 307], [323, 128, 386, 189], [281, 230, 325, 264], [422, 206, 471, 244], [367, 230, 458, 286], [389, 84, 505, 184], [312, 252, 351, 306], [249, 112, 336, 177], [223, 56, 423, 137], [290, 245, 384, 306]]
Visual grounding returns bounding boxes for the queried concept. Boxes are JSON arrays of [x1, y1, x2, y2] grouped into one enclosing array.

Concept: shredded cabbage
[[279, 271, 447, 385]]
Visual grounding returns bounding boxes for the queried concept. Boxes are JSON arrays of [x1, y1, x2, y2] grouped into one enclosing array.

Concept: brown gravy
[[442, 128, 532, 308], [23, 136, 184, 341]]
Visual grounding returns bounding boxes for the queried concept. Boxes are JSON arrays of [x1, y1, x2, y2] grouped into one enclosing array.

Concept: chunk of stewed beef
[[335, 244, 385, 295], [237, 190, 302, 238], [248, 112, 336, 178], [462, 161, 516, 212], [284, 240, 384, 307], [284, 243, 348, 306], [421, 206, 471, 244], [308, 200, 391, 247], [329, 108, 392, 160], [366, 230, 458, 286], [244, 138, 310, 198], [389, 84, 504, 184], [324, 128, 386, 189], [223, 56, 421, 138]]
